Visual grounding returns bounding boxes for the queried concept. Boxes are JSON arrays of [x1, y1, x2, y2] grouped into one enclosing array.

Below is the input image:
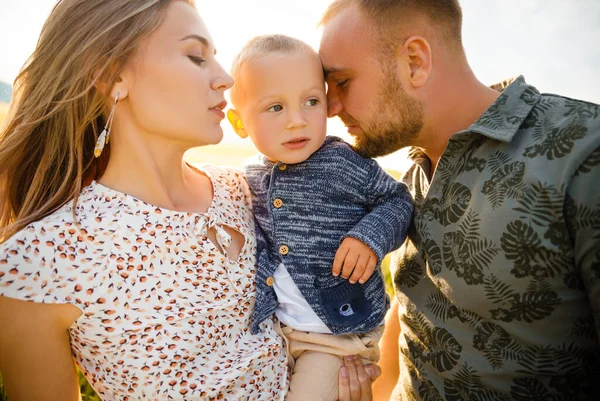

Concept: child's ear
[[227, 109, 248, 138]]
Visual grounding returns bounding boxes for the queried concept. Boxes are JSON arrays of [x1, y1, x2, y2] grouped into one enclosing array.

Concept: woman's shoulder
[[0, 185, 121, 307], [197, 163, 245, 185], [192, 163, 250, 200]]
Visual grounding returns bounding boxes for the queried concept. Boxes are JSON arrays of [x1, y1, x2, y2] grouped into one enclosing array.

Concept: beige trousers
[[275, 321, 384, 401]]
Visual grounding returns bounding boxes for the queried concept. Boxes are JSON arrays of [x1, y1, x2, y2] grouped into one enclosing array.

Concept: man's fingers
[[354, 358, 373, 400], [349, 255, 367, 284], [344, 356, 361, 400], [338, 366, 351, 401], [333, 246, 349, 277], [364, 363, 381, 382], [358, 256, 377, 284]]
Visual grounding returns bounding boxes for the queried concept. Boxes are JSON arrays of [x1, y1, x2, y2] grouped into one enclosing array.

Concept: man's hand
[[333, 237, 377, 284], [338, 355, 381, 401]]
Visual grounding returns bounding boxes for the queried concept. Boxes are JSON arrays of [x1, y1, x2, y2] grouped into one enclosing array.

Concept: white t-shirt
[[273, 263, 332, 334]]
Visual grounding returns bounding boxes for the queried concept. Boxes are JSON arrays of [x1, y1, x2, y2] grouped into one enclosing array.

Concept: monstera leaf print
[[423, 239, 443, 275], [523, 123, 587, 160], [440, 183, 472, 226], [489, 285, 560, 323], [503, 219, 572, 279], [427, 327, 463, 373], [396, 258, 424, 288]]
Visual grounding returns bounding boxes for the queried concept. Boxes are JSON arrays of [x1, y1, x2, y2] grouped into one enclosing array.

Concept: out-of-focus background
[[0, 1, 599, 400]]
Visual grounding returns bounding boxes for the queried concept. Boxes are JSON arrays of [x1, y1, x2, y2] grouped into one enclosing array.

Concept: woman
[[0, 1, 375, 400]]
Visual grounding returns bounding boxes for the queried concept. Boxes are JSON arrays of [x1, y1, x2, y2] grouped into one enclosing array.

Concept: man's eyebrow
[[323, 67, 343, 80], [180, 34, 217, 55]]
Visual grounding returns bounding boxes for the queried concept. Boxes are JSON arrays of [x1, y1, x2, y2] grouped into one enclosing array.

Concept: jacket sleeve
[[343, 157, 414, 263], [565, 146, 600, 343]]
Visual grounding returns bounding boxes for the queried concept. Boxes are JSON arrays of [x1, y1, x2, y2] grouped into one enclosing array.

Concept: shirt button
[[279, 245, 289, 255], [266, 277, 275, 286], [273, 198, 283, 208], [278, 164, 287, 171]]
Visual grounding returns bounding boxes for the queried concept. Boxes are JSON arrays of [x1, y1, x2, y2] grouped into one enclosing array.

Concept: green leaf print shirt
[[392, 76, 600, 401]]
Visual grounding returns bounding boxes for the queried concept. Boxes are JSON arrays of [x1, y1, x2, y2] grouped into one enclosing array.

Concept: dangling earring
[[94, 93, 119, 158]]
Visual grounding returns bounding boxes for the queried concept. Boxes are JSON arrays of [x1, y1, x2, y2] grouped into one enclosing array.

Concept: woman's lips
[[210, 108, 225, 119]]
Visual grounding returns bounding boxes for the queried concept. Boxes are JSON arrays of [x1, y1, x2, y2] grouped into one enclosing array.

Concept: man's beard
[[350, 64, 424, 159]]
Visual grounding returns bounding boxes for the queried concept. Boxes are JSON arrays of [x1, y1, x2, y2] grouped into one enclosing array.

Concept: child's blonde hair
[[230, 34, 315, 106]]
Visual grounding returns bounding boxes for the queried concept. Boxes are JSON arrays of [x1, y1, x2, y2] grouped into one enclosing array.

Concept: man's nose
[[326, 89, 343, 118]]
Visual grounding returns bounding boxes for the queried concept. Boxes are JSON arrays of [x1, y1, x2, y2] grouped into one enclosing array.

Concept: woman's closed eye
[[188, 55, 206, 66], [266, 104, 283, 112]]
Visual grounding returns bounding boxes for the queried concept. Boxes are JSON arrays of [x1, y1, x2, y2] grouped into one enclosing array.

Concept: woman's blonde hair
[[0, 0, 194, 242]]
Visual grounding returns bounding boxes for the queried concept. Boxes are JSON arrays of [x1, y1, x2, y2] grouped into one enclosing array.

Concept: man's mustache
[[339, 114, 359, 128]]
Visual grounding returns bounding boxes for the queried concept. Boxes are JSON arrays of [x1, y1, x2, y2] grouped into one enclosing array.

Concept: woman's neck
[[98, 120, 212, 213]]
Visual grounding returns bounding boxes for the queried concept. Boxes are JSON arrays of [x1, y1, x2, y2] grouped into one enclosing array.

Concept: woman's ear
[[227, 109, 248, 138], [109, 76, 129, 101], [94, 69, 129, 101]]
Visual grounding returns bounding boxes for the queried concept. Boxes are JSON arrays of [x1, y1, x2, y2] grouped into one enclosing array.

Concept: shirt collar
[[466, 75, 540, 143]]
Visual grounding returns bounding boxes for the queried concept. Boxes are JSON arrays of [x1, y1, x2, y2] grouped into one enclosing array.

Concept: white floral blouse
[[0, 165, 289, 401]]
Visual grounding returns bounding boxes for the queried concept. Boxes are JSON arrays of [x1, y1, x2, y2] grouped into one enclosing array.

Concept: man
[[319, 1, 600, 400]]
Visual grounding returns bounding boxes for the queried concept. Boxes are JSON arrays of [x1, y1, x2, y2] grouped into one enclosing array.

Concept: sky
[[0, 0, 598, 168]]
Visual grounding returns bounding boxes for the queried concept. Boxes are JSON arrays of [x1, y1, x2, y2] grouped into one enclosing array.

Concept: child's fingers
[[341, 251, 359, 279], [358, 256, 377, 284], [333, 245, 349, 277], [349, 254, 367, 284]]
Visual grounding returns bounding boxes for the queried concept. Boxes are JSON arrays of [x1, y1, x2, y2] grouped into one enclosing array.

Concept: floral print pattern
[[0, 165, 289, 401]]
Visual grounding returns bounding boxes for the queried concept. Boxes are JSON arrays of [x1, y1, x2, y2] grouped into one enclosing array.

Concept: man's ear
[[227, 109, 248, 138], [398, 36, 432, 89]]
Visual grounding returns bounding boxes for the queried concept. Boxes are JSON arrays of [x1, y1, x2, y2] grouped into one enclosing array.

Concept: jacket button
[[278, 164, 287, 171], [266, 277, 275, 286], [279, 245, 289, 255], [273, 198, 283, 208]]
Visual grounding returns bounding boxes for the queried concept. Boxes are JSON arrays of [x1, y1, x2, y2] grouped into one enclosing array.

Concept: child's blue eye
[[304, 98, 319, 107], [267, 105, 283, 112]]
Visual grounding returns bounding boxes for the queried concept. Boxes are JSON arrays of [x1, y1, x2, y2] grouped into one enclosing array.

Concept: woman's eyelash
[[337, 79, 348, 88], [188, 55, 206, 65]]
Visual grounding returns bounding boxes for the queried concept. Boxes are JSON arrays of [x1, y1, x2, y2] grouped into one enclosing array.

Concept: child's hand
[[332, 237, 377, 284]]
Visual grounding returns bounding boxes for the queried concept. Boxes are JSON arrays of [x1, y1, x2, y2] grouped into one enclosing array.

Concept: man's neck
[[419, 71, 501, 171]]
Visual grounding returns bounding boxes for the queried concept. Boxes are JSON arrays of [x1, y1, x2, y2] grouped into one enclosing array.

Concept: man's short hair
[[230, 34, 314, 106], [320, 0, 464, 52]]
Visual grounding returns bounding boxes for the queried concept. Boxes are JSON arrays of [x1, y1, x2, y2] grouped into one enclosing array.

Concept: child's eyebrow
[[180, 34, 217, 55]]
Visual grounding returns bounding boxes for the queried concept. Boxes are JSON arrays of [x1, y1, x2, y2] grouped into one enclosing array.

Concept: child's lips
[[282, 137, 309, 150]]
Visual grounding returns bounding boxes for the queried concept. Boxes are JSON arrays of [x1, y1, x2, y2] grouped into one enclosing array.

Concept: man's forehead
[[319, 6, 373, 70]]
